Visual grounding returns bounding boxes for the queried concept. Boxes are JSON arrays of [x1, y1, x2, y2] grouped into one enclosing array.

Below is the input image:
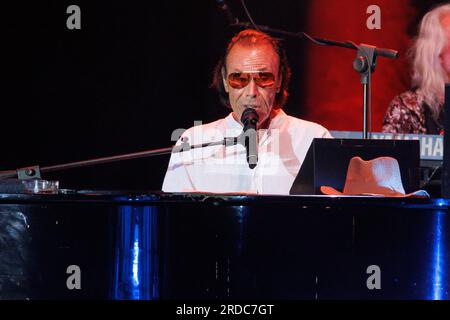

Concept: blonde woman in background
[[383, 3, 450, 134]]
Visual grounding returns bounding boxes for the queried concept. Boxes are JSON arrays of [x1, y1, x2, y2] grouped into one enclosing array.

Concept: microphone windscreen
[[241, 108, 259, 130]]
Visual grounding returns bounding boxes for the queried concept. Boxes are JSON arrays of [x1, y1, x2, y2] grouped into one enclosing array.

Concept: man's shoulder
[[281, 112, 330, 135], [178, 114, 235, 144], [183, 117, 228, 133]]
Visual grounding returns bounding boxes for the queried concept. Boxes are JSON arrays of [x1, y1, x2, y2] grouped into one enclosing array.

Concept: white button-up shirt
[[162, 110, 332, 195]]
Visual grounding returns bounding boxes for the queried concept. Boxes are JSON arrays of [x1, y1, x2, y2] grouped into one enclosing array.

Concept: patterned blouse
[[382, 90, 444, 135]]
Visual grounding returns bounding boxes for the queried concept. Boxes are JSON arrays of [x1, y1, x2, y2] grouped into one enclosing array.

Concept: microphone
[[240, 107, 259, 169], [215, 0, 238, 25], [375, 47, 399, 59]]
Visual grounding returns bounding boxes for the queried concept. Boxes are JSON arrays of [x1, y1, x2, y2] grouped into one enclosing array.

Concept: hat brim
[[320, 186, 429, 198]]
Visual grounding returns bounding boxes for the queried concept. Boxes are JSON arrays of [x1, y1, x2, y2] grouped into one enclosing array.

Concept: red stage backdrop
[[304, 0, 417, 132]]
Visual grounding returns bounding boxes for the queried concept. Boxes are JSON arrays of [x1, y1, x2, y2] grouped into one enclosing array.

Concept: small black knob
[[353, 55, 368, 73]]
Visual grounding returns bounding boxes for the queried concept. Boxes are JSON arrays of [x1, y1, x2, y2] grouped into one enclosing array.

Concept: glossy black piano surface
[[0, 191, 449, 300]]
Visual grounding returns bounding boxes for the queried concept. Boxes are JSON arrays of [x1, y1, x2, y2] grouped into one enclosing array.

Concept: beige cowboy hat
[[320, 156, 429, 198]]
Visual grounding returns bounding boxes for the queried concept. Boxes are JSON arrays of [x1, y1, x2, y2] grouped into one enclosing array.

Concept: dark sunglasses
[[227, 72, 276, 89]]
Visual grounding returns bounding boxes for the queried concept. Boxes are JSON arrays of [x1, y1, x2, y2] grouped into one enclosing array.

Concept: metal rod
[[0, 136, 241, 179], [40, 147, 174, 173], [363, 83, 368, 139], [232, 22, 399, 59]]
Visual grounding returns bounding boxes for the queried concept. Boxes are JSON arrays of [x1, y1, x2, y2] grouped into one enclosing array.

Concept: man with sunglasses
[[162, 29, 332, 194]]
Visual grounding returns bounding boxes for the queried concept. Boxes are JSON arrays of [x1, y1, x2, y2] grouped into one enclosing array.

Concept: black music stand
[[289, 138, 421, 195]]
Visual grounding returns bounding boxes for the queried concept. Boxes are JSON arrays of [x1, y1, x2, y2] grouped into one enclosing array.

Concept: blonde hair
[[411, 3, 450, 119]]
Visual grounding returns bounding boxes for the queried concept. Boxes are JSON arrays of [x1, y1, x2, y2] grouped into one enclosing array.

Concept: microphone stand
[[228, 20, 399, 139], [0, 136, 242, 180]]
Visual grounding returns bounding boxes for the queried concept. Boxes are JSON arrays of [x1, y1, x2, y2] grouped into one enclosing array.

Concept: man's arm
[[161, 146, 195, 192]]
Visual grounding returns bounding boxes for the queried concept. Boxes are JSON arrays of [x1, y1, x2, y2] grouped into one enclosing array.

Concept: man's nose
[[245, 79, 259, 98]]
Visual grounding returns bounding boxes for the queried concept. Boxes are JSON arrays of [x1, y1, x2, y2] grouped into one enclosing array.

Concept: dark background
[[2, 0, 445, 191]]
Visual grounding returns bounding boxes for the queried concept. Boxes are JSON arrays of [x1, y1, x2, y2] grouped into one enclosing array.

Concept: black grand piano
[[1, 190, 448, 300]]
